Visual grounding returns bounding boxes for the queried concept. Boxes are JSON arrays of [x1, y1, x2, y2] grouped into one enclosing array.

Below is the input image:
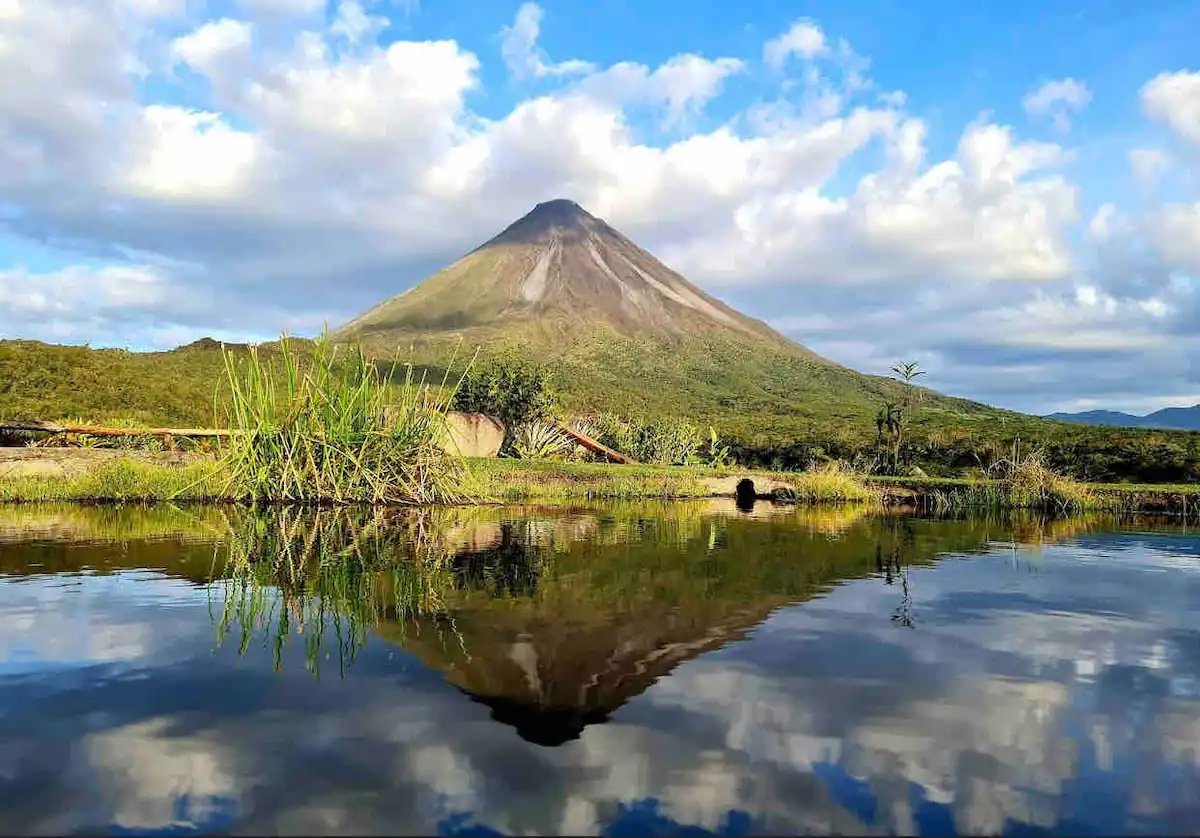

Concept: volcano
[[337, 199, 811, 352], [334, 200, 1001, 446]]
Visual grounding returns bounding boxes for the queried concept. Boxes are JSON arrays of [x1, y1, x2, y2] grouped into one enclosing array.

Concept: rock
[[442, 412, 505, 458], [699, 475, 795, 499]]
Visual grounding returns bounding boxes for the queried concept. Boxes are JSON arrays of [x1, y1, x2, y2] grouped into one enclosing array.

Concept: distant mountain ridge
[[1046, 404, 1200, 431]]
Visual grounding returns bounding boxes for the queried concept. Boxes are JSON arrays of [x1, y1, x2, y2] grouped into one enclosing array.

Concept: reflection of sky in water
[[2, 523, 1200, 835]]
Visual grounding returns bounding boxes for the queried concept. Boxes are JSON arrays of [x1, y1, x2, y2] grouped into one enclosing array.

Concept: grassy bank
[[0, 459, 226, 503], [2, 454, 1195, 517], [868, 475, 1200, 517]]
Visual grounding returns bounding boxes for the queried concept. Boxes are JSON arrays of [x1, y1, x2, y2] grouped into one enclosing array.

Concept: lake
[[1, 501, 1198, 835]]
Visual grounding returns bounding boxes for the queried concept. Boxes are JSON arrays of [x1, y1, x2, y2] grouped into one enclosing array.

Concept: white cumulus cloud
[[1142, 70, 1200, 145], [763, 19, 828, 68], [1022, 78, 1092, 131], [501, 2, 596, 81]]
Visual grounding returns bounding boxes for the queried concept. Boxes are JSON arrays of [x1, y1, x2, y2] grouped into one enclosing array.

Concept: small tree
[[875, 361, 925, 474], [452, 353, 557, 446]]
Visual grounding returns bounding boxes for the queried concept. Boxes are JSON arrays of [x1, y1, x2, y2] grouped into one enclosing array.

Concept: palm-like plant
[[511, 421, 573, 460], [876, 361, 926, 475]]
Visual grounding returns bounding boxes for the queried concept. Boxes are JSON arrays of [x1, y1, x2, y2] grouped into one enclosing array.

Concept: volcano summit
[[335, 200, 996, 447]]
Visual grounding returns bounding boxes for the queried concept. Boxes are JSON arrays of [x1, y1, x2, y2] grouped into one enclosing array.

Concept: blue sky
[[1, 0, 1198, 414]]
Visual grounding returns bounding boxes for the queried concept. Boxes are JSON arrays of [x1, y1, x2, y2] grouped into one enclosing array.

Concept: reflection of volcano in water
[[0, 502, 1119, 748], [431, 599, 782, 746], [400, 600, 783, 746], [376, 506, 1017, 747]]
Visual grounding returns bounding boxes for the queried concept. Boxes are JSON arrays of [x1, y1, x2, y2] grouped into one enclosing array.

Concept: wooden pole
[[551, 420, 639, 465]]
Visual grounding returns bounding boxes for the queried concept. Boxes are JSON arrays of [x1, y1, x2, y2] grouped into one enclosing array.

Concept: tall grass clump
[[219, 335, 465, 505], [588, 413, 730, 467], [913, 452, 1099, 514], [781, 462, 878, 504], [1003, 453, 1096, 513]]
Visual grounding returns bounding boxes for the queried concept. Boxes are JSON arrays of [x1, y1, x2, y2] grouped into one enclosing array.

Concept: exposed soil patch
[[0, 448, 206, 479]]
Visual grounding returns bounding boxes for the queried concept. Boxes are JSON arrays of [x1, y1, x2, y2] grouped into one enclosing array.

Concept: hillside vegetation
[[3, 335, 1200, 483]]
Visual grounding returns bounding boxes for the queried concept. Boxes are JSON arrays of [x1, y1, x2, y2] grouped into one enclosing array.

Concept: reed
[[1004, 454, 1096, 513], [778, 461, 879, 503], [218, 335, 467, 505]]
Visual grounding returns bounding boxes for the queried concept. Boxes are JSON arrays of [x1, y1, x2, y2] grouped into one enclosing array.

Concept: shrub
[[1003, 453, 1095, 513], [781, 462, 877, 503], [452, 353, 557, 433], [590, 413, 705, 465]]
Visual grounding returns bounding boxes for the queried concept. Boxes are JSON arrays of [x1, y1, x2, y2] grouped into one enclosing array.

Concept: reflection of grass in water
[[211, 506, 464, 677], [0, 501, 229, 544], [197, 501, 1150, 679]]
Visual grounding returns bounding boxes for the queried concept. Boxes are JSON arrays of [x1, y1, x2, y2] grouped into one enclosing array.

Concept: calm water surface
[[1, 501, 1198, 835]]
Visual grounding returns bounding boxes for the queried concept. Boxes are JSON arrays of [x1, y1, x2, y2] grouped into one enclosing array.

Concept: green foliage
[[470, 458, 715, 502], [590, 413, 706, 465], [0, 459, 223, 502], [704, 426, 733, 469], [779, 462, 877, 503], [872, 361, 926, 475], [218, 335, 465, 504], [0, 337, 249, 427], [510, 421, 573, 460], [452, 353, 557, 432]]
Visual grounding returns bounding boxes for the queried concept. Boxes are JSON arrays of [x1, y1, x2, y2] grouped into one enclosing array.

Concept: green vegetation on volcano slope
[[3, 333, 1200, 483], [0, 338, 251, 427]]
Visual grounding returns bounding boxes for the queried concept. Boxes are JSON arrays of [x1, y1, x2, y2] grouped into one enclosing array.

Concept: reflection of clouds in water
[[0, 573, 200, 670], [1158, 700, 1200, 768], [406, 744, 480, 811], [626, 538, 1200, 833], [845, 679, 1072, 834], [641, 659, 1072, 833], [2, 531, 1200, 834], [85, 717, 236, 831]]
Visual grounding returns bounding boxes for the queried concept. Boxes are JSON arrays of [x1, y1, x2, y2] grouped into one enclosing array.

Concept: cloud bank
[[0, 1, 1197, 412]]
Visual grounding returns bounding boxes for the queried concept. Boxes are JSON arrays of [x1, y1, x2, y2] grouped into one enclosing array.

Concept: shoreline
[[0, 449, 1196, 516]]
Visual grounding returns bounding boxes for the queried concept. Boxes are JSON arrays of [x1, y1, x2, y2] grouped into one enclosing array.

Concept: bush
[[452, 353, 557, 436], [510, 421, 573, 460], [780, 462, 876, 503], [590, 413, 704, 466], [1002, 453, 1095, 513]]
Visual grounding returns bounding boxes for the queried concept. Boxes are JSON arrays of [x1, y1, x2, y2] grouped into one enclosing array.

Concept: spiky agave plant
[[510, 420, 573, 460], [218, 333, 468, 505]]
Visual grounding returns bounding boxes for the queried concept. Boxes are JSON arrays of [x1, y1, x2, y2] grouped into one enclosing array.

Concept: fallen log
[[551, 420, 639, 465]]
